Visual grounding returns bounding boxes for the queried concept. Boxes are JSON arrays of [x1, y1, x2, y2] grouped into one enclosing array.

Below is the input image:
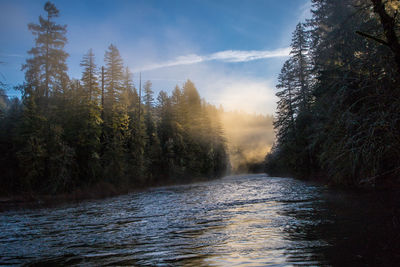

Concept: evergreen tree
[[17, 1, 74, 193], [267, 21, 313, 176], [102, 44, 129, 182], [168, 85, 186, 178], [104, 44, 124, 111], [122, 68, 146, 183], [0, 2, 229, 195], [80, 49, 100, 102], [0, 97, 21, 194], [290, 22, 311, 111], [22, 1, 68, 98], [182, 79, 202, 128], [121, 67, 137, 109], [143, 80, 161, 181], [267, 0, 400, 186], [274, 59, 296, 143], [156, 90, 175, 178], [15, 95, 47, 191], [370, 0, 400, 74], [71, 51, 103, 184]]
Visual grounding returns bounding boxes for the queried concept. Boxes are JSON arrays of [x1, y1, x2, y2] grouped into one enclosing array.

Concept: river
[[1, 174, 399, 266]]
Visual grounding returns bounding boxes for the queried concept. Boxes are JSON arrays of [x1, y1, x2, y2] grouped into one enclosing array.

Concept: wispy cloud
[[135, 47, 290, 72]]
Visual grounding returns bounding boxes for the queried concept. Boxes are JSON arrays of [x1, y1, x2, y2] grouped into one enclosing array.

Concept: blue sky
[[0, 0, 311, 114]]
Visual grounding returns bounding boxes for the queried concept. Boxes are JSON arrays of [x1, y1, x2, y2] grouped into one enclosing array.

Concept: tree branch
[[355, 30, 389, 46], [370, 0, 400, 75]]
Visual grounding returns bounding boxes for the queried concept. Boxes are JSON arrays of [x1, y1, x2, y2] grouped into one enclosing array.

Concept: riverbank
[[266, 167, 400, 190], [3, 171, 399, 212], [0, 175, 224, 212], [0, 182, 129, 211]]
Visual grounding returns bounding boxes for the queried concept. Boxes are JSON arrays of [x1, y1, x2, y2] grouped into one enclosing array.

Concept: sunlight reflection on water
[[0, 174, 399, 266]]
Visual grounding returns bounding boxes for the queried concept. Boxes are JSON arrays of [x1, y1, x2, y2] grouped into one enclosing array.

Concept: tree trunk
[[371, 0, 400, 76]]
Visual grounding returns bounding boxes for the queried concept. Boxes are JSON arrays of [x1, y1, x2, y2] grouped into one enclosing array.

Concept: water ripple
[[1, 174, 399, 266]]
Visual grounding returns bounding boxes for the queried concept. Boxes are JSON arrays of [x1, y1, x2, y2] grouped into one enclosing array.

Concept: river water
[[1, 174, 399, 266]]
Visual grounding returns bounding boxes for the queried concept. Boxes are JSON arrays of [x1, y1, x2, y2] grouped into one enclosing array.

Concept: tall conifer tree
[[80, 49, 100, 102], [23, 1, 68, 97]]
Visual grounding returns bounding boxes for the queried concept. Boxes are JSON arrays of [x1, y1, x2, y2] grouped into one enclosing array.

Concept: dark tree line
[[0, 2, 228, 195], [266, 0, 400, 186]]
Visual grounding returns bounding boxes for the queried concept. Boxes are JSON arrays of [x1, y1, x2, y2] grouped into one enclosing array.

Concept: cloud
[[208, 48, 290, 62], [134, 47, 290, 72], [138, 61, 280, 115], [208, 77, 278, 115]]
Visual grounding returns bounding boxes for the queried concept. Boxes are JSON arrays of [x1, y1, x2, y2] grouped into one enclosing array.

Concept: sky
[[0, 0, 311, 114]]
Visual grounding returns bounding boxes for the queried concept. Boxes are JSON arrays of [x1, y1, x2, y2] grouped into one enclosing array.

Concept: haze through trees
[[0, 1, 228, 195]]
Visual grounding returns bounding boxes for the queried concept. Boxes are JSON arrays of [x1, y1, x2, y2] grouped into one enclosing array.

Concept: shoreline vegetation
[[265, 0, 400, 188], [0, 2, 275, 208], [0, 2, 277, 206], [3, 171, 398, 212], [0, 2, 231, 199], [0, 175, 222, 211], [2, 1, 399, 210]]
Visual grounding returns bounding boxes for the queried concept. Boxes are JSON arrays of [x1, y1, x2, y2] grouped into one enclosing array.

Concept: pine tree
[[182, 79, 202, 127], [180, 80, 209, 177], [0, 97, 22, 194], [370, 0, 400, 74], [22, 1, 69, 98], [290, 23, 311, 111], [104, 44, 124, 111], [120, 67, 146, 183], [143, 80, 154, 142], [168, 85, 186, 178], [121, 67, 137, 109], [102, 44, 129, 182], [15, 94, 47, 191], [143, 80, 161, 180], [80, 49, 100, 102], [308, 0, 400, 184], [267, 0, 400, 185], [274, 59, 296, 143], [156, 90, 175, 178], [171, 85, 185, 128], [16, 1, 75, 193], [267, 22, 313, 177], [72, 50, 103, 184]]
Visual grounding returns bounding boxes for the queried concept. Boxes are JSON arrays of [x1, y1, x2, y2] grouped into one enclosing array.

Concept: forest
[[2, 1, 400, 265], [265, 0, 400, 187], [2, 0, 399, 196], [0, 2, 229, 195]]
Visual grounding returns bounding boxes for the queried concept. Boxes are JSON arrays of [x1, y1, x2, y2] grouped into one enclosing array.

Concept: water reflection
[[0, 174, 399, 266], [281, 189, 400, 266]]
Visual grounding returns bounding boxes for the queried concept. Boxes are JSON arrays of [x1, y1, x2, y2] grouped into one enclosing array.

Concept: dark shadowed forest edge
[[0, 2, 276, 206], [265, 0, 400, 189]]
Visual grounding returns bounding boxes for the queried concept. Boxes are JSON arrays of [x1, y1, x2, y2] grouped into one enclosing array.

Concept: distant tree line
[[266, 0, 400, 186], [219, 110, 274, 174], [0, 2, 228, 195]]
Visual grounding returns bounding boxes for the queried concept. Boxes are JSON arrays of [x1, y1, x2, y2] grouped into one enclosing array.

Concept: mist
[[3, 0, 400, 266], [219, 110, 275, 173]]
